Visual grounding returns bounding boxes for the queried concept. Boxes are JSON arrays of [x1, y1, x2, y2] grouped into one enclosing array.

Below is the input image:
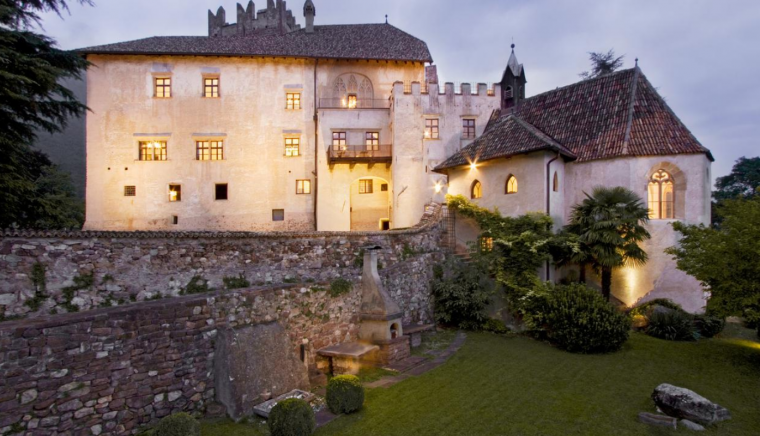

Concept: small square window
[[296, 179, 311, 194], [203, 77, 219, 98], [462, 119, 476, 139], [381, 183, 388, 192], [154, 77, 171, 98], [124, 186, 136, 196], [359, 179, 373, 194], [285, 138, 300, 157], [272, 209, 285, 221], [169, 184, 181, 202], [286, 92, 301, 110], [215, 183, 228, 200], [172, 215, 179, 225], [425, 118, 439, 139]]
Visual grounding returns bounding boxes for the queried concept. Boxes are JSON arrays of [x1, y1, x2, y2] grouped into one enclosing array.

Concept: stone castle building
[[79, 1, 712, 310]]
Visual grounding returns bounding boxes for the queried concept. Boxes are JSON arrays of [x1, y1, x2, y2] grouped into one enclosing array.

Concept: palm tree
[[566, 186, 651, 301]]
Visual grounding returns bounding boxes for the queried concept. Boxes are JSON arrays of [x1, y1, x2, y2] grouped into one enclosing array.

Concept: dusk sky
[[39, 0, 760, 181]]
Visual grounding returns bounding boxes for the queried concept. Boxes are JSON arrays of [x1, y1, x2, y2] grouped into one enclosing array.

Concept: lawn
[[202, 328, 760, 436]]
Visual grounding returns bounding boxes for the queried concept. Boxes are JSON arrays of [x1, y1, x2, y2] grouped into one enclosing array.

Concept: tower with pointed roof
[[500, 44, 526, 109]]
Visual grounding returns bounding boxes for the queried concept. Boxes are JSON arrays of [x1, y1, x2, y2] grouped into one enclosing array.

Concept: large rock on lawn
[[652, 384, 731, 426]]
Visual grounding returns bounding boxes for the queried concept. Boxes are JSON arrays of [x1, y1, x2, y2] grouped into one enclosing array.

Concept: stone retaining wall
[[0, 250, 443, 435], [0, 206, 443, 320]]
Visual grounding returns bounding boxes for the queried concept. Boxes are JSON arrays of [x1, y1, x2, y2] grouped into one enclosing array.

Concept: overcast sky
[[40, 0, 760, 180]]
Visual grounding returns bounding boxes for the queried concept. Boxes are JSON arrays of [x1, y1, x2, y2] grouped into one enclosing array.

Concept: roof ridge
[[516, 67, 637, 109], [621, 66, 641, 155]]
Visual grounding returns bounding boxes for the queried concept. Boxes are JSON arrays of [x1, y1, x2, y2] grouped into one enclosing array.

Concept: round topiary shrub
[[542, 284, 631, 353], [482, 318, 510, 334], [693, 315, 725, 338], [646, 310, 697, 341], [153, 412, 200, 436], [326, 374, 364, 414], [268, 398, 315, 436]]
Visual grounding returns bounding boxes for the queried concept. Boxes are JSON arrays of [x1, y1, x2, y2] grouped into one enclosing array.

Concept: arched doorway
[[350, 177, 390, 231]]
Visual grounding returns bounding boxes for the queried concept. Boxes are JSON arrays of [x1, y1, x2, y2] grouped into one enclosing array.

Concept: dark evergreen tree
[[579, 49, 625, 80]]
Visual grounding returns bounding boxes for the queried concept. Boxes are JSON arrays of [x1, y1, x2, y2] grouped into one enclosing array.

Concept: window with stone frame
[[296, 179, 311, 194], [154, 77, 171, 98], [203, 77, 220, 98], [365, 132, 379, 151], [359, 179, 373, 194], [169, 184, 181, 202], [648, 169, 675, 219], [506, 175, 518, 194], [138, 141, 167, 161], [196, 140, 224, 161], [285, 138, 300, 157], [286, 92, 301, 110], [462, 119, 476, 139], [425, 118, 439, 139], [332, 132, 346, 151]]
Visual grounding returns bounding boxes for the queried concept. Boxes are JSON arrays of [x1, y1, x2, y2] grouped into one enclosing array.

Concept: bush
[[646, 310, 697, 341], [540, 283, 631, 353], [693, 315, 725, 338], [268, 398, 315, 436], [482, 318, 510, 334], [629, 298, 685, 317], [431, 258, 494, 330], [326, 375, 364, 414], [223, 273, 250, 290], [153, 412, 200, 436]]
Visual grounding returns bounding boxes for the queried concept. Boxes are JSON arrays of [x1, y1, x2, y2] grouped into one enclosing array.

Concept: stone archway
[[349, 177, 390, 231]]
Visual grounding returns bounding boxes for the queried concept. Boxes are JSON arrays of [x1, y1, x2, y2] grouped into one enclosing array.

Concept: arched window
[[648, 169, 674, 219], [505, 175, 518, 194], [471, 180, 482, 199], [553, 171, 559, 192]]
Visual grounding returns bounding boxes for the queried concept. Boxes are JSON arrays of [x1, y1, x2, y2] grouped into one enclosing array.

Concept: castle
[[79, 0, 712, 310]]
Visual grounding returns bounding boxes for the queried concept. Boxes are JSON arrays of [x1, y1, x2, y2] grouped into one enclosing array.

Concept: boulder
[[652, 384, 731, 426], [680, 419, 706, 431]]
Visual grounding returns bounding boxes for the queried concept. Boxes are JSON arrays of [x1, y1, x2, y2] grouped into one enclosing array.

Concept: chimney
[[359, 246, 402, 323], [303, 0, 315, 33]]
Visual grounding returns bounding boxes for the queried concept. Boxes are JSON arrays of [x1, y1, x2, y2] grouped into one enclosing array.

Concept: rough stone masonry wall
[[0, 250, 443, 436], [0, 205, 443, 321]]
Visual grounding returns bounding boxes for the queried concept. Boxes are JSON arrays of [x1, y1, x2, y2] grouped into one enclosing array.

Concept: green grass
[[203, 329, 760, 436]]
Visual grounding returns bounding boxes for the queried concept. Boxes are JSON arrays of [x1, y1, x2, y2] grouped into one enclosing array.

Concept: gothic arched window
[[505, 175, 518, 194], [471, 180, 482, 199], [648, 169, 674, 219]]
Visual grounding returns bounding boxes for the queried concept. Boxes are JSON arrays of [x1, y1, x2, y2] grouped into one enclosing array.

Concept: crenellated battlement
[[395, 81, 501, 97], [208, 0, 300, 37]]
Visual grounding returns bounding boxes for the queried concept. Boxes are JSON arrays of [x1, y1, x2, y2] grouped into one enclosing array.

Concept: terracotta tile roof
[[77, 24, 433, 63], [436, 68, 712, 170]]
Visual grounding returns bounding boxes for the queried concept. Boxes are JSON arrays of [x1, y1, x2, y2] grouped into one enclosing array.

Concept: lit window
[[286, 92, 301, 110], [296, 179, 311, 194], [480, 236, 494, 252], [138, 141, 167, 161], [648, 169, 674, 219], [215, 183, 228, 200], [425, 119, 439, 139], [124, 186, 136, 197], [196, 140, 224, 161], [285, 138, 300, 157], [169, 184, 181, 202], [365, 132, 379, 151], [471, 180, 482, 199], [462, 119, 476, 139], [272, 209, 284, 221], [506, 175, 518, 194], [347, 94, 357, 109], [359, 179, 373, 194], [154, 77, 171, 98], [332, 132, 346, 151], [553, 171, 559, 192], [203, 77, 219, 98]]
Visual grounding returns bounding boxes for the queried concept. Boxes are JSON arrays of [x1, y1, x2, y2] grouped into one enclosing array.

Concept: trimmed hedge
[[326, 375, 364, 414], [541, 284, 631, 353], [268, 398, 315, 436], [153, 413, 200, 436]]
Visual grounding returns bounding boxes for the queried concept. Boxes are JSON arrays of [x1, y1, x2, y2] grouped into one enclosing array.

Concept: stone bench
[[403, 323, 435, 348]]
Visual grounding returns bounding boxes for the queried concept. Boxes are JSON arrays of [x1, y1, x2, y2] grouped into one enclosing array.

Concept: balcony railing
[[318, 98, 391, 109], [328, 144, 392, 164]]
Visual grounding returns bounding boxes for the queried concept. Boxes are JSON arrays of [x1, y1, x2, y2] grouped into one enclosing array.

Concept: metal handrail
[[328, 144, 392, 160], [318, 98, 391, 109]]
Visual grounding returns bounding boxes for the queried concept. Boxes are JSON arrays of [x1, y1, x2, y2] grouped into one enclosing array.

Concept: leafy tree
[[566, 186, 651, 301], [713, 156, 760, 202], [579, 49, 625, 80], [0, 0, 90, 228], [666, 198, 760, 317]]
